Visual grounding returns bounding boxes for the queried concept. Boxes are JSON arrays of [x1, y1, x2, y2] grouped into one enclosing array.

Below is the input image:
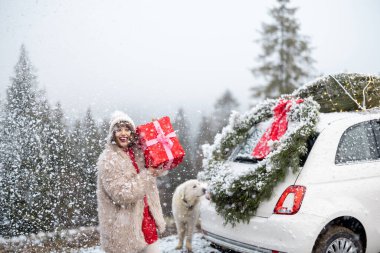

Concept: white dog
[[172, 179, 206, 252]]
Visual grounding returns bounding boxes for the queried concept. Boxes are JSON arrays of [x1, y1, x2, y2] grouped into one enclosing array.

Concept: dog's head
[[179, 179, 206, 207]]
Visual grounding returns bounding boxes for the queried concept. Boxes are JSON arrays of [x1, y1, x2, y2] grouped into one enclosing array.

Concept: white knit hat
[[107, 111, 136, 144]]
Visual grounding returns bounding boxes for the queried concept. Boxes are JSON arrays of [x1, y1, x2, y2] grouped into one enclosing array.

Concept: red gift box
[[136, 116, 185, 170]]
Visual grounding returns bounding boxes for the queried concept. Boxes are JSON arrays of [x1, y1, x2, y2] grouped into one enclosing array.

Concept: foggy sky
[[0, 0, 379, 125]]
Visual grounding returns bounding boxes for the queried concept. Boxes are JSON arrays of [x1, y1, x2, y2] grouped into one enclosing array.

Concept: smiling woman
[[112, 122, 136, 149], [96, 111, 167, 253]]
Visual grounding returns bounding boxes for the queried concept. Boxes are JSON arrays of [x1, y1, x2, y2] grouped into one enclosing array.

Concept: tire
[[313, 226, 364, 253]]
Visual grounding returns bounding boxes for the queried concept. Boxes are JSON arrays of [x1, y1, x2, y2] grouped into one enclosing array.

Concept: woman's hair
[[111, 121, 138, 146]]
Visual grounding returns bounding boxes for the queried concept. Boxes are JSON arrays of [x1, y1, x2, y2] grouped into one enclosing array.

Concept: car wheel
[[313, 226, 363, 253]]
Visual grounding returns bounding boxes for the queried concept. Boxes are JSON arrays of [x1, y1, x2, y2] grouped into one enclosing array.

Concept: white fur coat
[[96, 144, 165, 253]]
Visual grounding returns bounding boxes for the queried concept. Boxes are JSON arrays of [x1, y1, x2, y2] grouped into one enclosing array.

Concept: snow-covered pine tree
[[194, 116, 214, 168], [79, 108, 102, 226], [67, 119, 85, 227], [98, 117, 110, 148], [251, 0, 315, 99], [212, 90, 239, 135], [30, 90, 57, 233], [194, 90, 239, 170], [42, 102, 72, 230], [172, 108, 194, 178], [0, 45, 49, 236], [0, 99, 6, 234], [159, 108, 194, 216], [195, 116, 214, 148]]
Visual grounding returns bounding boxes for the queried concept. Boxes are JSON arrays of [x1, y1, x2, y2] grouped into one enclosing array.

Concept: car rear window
[[335, 120, 380, 164], [230, 120, 272, 163], [230, 120, 319, 165]]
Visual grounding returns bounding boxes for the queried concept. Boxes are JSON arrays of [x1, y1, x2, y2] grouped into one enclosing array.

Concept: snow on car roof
[[317, 107, 380, 132]]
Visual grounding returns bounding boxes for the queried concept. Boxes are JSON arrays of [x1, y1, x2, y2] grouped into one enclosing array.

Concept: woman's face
[[114, 124, 134, 149]]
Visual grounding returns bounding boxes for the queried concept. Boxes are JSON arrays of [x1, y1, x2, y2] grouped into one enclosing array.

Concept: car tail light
[[274, 185, 306, 215]]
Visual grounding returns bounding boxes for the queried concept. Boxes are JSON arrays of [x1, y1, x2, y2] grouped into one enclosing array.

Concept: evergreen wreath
[[198, 97, 320, 226], [198, 73, 380, 226]]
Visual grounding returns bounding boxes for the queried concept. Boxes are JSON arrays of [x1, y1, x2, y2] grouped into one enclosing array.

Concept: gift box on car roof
[[136, 116, 185, 170]]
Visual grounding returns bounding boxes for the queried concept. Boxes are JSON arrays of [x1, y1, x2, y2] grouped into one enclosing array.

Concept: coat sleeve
[[146, 174, 166, 233], [98, 155, 151, 206]]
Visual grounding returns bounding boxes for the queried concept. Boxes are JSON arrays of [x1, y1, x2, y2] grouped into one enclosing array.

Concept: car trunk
[[222, 119, 306, 218], [200, 164, 304, 251]]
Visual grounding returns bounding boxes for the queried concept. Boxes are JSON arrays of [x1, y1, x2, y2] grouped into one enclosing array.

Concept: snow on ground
[[75, 233, 221, 253]]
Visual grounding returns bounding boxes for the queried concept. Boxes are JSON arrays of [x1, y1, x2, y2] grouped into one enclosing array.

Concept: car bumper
[[200, 200, 328, 253]]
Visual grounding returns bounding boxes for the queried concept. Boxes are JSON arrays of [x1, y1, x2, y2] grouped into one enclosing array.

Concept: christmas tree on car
[[296, 73, 380, 112], [198, 73, 380, 226]]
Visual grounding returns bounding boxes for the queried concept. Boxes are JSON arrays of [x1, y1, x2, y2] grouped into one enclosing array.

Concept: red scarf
[[126, 148, 158, 244]]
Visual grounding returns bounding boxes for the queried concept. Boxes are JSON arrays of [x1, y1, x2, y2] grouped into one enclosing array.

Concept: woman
[[97, 111, 166, 253]]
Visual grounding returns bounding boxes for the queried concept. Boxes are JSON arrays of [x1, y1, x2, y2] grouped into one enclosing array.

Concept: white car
[[200, 111, 380, 253]]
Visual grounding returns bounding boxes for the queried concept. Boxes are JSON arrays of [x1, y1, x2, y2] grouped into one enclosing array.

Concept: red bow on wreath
[[252, 99, 304, 159]]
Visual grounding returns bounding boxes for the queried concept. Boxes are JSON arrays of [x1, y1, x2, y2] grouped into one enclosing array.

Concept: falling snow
[[74, 234, 220, 253]]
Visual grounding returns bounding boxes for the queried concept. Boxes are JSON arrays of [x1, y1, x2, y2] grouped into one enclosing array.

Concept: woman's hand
[[158, 222, 166, 234], [148, 165, 167, 177]]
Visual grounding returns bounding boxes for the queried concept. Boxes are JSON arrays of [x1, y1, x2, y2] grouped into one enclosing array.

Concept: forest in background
[[0, 45, 240, 237], [0, 0, 315, 241]]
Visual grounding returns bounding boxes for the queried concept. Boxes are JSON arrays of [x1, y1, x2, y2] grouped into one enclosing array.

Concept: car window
[[370, 120, 380, 151], [335, 121, 380, 164], [299, 133, 319, 167], [231, 120, 272, 163]]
